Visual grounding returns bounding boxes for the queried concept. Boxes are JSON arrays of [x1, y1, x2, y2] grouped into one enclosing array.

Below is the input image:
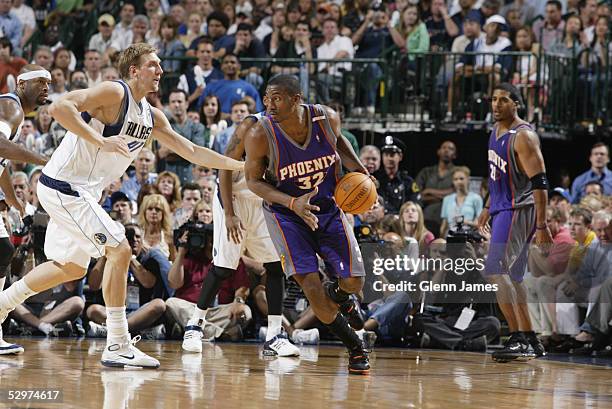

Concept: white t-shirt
[[317, 35, 354, 76], [12, 4, 36, 30]]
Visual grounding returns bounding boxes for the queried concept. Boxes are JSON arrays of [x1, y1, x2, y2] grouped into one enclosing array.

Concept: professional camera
[[174, 221, 213, 251], [11, 212, 50, 267], [13, 212, 49, 249], [446, 216, 483, 244]]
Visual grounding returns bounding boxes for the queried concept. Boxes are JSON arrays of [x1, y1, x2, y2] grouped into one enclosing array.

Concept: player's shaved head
[[267, 74, 302, 97]]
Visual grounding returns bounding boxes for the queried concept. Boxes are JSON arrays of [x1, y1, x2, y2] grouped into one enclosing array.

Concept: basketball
[[334, 172, 378, 214]]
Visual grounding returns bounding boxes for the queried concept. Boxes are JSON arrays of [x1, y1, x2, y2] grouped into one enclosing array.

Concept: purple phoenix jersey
[[262, 104, 341, 214], [485, 122, 537, 281], [487, 122, 535, 215], [259, 104, 365, 279]]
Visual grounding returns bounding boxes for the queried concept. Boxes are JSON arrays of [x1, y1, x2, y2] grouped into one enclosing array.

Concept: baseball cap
[[550, 187, 570, 202], [465, 10, 482, 23], [98, 14, 116, 27], [110, 191, 130, 207], [485, 14, 506, 27]]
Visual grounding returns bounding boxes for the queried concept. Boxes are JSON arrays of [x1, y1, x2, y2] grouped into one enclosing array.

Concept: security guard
[[373, 136, 420, 213]]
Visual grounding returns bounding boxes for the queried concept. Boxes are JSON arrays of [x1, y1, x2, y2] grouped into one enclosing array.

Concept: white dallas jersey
[[230, 112, 264, 198], [43, 80, 154, 198], [0, 93, 23, 201]]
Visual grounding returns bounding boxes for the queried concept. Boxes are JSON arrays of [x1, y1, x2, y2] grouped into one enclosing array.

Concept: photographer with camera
[[165, 199, 252, 342], [85, 224, 171, 339], [408, 239, 501, 352]]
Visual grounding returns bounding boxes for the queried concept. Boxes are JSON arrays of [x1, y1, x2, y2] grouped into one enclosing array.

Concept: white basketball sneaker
[[101, 335, 160, 369], [291, 328, 320, 345], [182, 325, 203, 353], [0, 310, 23, 355], [263, 333, 300, 357]]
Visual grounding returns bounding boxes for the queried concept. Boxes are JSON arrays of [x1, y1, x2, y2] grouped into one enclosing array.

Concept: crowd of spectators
[[0, 0, 611, 356], [0, 0, 608, 123]]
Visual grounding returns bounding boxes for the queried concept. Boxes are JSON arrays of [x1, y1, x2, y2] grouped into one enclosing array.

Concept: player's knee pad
[[212, 265, 234, 280], [0, 237, 15, 277]]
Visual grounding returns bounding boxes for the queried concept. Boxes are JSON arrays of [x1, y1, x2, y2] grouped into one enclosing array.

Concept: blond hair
[[139, 194, 172, 235], [400, 201, 430, 250], [118, 42, 158, 80], [191, 199, 212, 221], [452, 166, 471, 177]]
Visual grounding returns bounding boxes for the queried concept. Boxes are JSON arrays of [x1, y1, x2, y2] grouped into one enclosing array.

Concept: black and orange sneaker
[[348, 346, 370, 375], [339, 295, 365, 331]]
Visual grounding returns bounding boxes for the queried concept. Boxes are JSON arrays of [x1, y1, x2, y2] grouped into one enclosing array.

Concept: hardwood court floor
[[0, 339, 610, 409]]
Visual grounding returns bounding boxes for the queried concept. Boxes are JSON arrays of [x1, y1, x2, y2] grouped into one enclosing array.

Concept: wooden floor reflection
[[0, 339, 611, 409]]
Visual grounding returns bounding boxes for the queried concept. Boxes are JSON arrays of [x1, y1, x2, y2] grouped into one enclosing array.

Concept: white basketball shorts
[[212, 188, 279, 269], [38, 173, 125, 268]]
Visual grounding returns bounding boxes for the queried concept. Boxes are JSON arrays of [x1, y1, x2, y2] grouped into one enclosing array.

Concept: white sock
[[187, 305, 207, 327], [0, 277, 6, 292], [356, 329, 366, 340], [0, 279, 37, 311], [266, 315, 282, 341], [38, 322, 54, 335], [106, 306, 129, 344]]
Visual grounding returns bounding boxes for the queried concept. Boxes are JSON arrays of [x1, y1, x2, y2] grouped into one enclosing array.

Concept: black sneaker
[[348, 346, 370, 375], [492, 333, 536, 363], [524, 332, 547, 357]]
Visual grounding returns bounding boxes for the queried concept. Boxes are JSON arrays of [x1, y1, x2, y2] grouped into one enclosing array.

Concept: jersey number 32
[[296, 172, 325, 190]]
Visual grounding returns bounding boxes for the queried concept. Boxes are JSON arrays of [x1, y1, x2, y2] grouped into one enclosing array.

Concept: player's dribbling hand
[[226, 214, 245, 244], [101, 136, 130, 157], [355, 166, 378, 186], [294, 187, 320, 231]]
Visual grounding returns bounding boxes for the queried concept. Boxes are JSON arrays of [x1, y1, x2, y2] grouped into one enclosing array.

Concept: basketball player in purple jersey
[[245, 75, 371, 374], [477, 83, 553, 362]]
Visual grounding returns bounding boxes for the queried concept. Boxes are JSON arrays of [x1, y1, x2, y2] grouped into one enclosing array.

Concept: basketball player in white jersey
[[0, 43, 243, 368], [182, 112, 303, 357], [0, 65, 51, 355]]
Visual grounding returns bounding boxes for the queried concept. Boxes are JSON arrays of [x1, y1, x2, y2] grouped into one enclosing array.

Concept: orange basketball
[[334, 172, 378, 214]]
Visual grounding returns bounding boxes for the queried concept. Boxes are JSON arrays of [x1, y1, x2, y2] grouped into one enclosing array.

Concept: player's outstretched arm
[[515, 128, 552, 245], [0, 100, 47, 165], [151, 107, 243, 171], [49, 82, 129, 156], [322, 105, 368, 174]]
